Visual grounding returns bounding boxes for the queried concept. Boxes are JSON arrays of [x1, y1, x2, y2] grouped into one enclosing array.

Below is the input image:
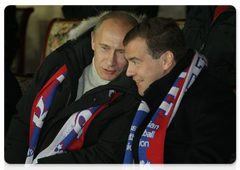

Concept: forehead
[[125, 37, 150, 59], [95, 19, 134, 47], [98, 19, 133, 37]]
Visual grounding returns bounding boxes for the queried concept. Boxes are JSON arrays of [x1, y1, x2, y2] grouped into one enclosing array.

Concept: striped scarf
[[124, 51, 207, 164], [25, 65, 122, 164]]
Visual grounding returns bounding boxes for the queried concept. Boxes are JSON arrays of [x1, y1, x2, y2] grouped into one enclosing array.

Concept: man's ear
[[162, 51, 176, 71], [91, 31, 95, 50]]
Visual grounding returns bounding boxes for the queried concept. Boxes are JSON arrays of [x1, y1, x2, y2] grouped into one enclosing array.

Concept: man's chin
[[138, 91, 145, 96], [100, 73, 119, 81], [138, 87, 146, 96]]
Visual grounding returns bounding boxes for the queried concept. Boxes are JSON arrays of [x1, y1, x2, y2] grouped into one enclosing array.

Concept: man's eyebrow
[[99, 43, 110, 47], [116, 48, 125, 51], [99, 43, 125, 51], [128, 57, 142, 62]]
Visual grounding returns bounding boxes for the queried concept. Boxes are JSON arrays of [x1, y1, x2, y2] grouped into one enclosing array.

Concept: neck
[[83, 57, 110, 94]]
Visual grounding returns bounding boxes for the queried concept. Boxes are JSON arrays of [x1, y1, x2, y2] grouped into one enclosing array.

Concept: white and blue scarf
[[25, 65, 122, 164]]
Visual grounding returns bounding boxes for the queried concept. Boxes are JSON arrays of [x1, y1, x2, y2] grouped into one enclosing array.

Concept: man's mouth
[[103, 68, 116, 74], [135, 80, 143, 86]]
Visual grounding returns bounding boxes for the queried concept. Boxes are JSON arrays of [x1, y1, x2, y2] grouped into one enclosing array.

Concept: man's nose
[[126, 63, 136, 77], [105, 51, 117, 67]]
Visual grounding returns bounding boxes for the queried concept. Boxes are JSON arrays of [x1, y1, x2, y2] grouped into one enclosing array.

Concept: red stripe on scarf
[[29, 65, 67, 144], [146, 64, 192, 164], [66, 91, 123, 152]]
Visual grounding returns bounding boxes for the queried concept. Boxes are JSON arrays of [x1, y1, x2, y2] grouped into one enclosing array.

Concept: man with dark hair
[[5, 11, 142, 164], [123, 17, 236, 163]]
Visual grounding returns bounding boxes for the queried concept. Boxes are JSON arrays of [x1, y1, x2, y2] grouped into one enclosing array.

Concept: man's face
[[125, 37, 166, 96], [91, 19, 134, 81]]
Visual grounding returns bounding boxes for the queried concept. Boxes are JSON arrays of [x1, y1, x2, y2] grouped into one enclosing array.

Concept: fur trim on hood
[[68, 11, 146, 40]]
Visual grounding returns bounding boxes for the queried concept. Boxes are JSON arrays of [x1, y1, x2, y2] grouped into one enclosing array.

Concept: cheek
[[120, 61, 128, 70], [94, 55, 103, 71], [148, 68, 163, 84], [94, 51, 105, 64], [116, 57, 128, 70], [142, 65, 159, 84]]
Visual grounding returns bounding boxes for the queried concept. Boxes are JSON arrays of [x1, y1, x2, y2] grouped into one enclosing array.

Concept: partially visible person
[[0, 0, 19, 67], [0, 57, 22, 160], [123, 17, 236, 164], [5, 11, 143, 164], [183, 5, 236, 85]]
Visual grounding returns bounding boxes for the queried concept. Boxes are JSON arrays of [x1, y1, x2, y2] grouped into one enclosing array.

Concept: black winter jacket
[[183, 6, 236, 85], [132, 50, 236, 163], [5, 28, 141, 164]]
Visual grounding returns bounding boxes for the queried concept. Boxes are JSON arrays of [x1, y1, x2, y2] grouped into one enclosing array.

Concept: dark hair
[[123, 17, 187, 62], [93, 11, 139, 38]]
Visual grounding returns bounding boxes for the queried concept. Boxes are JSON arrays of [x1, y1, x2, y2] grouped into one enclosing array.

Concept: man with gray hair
[[5, 11, 143, 164]]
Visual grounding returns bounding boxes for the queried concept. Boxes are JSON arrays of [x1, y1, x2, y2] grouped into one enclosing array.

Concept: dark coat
[[132, 50, 236, 163], [5, 28, 141, 164], [183, 6, 236, 85]]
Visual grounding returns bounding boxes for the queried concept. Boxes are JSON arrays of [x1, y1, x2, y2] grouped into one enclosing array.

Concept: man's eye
[[133, 61, 138, 65], [116, 51, 125, 57]]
